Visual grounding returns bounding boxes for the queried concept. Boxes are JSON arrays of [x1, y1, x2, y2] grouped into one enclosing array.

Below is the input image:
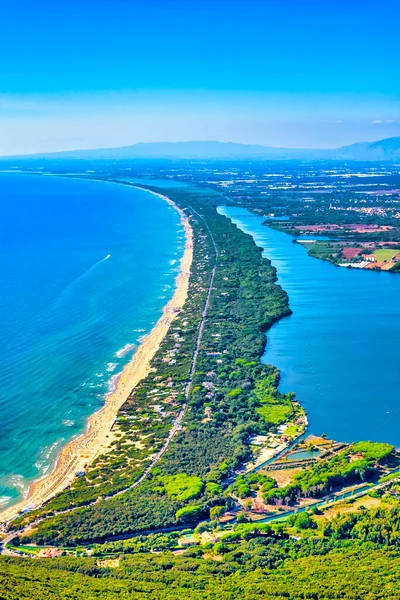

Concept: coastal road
[[1, 532, 21, 556], [112, 203, 219, 496], [4, 475, 399, 556], [2, 199, 220, 539]]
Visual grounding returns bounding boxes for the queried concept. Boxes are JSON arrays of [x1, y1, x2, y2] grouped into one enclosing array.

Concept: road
[[4, 475, 399, 557], [100, 204, 219, 498], [1, 201, 220, 550], [254, 473, 400, 525]]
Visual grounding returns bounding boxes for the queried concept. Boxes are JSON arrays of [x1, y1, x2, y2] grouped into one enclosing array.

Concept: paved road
[[1, 532, 20, 555], [4, 475, 399, 557], [1, 200, 220, 549], [254, 474, 400, 525], [104, 204, 219, 498], [2, 195, 399, 556]]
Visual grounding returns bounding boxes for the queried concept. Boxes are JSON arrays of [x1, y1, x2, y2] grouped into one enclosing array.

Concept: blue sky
[[1, 0, 399, 154]]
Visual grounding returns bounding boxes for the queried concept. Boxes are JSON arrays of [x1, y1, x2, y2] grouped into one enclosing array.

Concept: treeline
[[227, 441, 394, 506], [3, 523, 400, 598], [263, 442, 394, 505]]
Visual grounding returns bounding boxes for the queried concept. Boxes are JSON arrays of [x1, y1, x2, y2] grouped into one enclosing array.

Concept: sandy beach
[[0, 189, 193, 524]]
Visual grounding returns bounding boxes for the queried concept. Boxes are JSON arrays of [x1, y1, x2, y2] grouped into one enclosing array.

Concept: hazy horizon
[[1, 0, 399, 155], [3, 134, 400, 159]]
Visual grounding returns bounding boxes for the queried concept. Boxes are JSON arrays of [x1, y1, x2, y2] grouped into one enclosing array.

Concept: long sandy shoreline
[[0, 188, 193, 524]]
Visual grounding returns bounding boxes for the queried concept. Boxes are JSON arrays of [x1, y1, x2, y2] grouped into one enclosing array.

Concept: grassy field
[[374, 249, 399, 262], [284, 425, 299, 436], [7, 545, 37, 555], [315, 494, 382, 520], [256, 404, 293, 424], [261, 467, 302, 487]]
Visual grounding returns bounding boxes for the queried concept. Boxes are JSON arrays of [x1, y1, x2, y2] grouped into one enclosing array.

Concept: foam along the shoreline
[[0, 188, 193, 524]]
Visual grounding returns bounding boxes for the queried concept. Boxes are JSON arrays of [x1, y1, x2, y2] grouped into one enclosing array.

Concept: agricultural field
[[374, 248, 400, 262]]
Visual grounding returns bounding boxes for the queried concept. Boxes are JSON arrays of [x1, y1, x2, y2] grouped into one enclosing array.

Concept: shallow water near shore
[[219, 206, 400, 447], [0, 174, 184, 510]]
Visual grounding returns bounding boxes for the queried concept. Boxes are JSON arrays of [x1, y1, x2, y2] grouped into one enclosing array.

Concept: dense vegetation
[[226, 441, 395, 507], [263, 442, 394, 505], [12, 184, 299, 545], [3, 509, 400, 599], [2, 165, 400, 596], [229, 471, 277, 500]]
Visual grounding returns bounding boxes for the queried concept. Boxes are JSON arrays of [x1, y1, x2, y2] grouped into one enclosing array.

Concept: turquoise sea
[[0, 174, 184, 510], [219, 206, 400, 448]]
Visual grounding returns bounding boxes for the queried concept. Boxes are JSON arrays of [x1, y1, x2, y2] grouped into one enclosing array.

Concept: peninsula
[[1, 169, 400, 600], [0, 189, 193, 524]]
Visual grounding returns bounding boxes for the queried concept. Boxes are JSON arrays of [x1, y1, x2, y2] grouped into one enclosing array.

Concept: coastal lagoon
[[0, 174, 184, 510], [219, 206, 400, 448]]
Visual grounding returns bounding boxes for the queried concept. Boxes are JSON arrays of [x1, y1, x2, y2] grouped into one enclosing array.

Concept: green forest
[[8, 184, 297, 546], [3, 507, 400, 600], [3, 179, 400, 599]]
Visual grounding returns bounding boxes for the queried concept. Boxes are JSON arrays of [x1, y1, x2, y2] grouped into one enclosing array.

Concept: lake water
[[219, 206, 400, 448], [286, 449, 321, 461], [0, 174, 184, 510]]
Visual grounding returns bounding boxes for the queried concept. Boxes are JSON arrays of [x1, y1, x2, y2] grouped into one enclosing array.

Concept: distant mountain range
[[5, 137, 400, 161], [329, 136, 400, 160]]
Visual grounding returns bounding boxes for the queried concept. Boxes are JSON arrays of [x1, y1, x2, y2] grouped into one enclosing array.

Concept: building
[[362, 254, 376, 262], [200, 531, 219, 544], [37, 547, 64, 558], [178, 534, 197, 547]]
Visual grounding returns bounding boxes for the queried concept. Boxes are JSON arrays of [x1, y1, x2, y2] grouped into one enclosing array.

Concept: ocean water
[[219, 206, 400, 448], [0, 174, 184, 510]]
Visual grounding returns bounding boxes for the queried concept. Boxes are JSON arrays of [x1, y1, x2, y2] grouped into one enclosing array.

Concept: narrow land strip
[[0, 189, 193, 524], [1, 194, 220, 533], [110, 203, 219, 498]]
